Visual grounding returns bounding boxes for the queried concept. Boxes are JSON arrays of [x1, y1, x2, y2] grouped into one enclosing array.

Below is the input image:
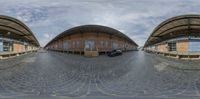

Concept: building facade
[[144, 15, 200, 59], [45, 25, 138, 56], [0, 15, 39, 54]]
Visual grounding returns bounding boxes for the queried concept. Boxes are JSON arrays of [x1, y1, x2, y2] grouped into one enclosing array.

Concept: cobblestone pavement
[[0, 50, 200, 99]]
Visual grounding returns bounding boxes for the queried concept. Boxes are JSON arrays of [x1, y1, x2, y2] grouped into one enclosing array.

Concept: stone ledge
[[0, 50, 37, 59], [145, 50, 200, 60]]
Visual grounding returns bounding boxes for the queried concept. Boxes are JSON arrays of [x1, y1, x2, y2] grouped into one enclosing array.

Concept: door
[[84, 40, 95, 51]]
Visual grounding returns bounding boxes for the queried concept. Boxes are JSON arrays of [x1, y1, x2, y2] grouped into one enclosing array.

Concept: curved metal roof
[[144, 14, 200, 47], [0, 15, 40, 46], [45, 25, 138, 47]]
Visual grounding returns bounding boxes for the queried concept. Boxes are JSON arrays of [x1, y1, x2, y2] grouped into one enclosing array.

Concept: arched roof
[[45, 25, 138, 47], [0, 15, 40, 46], [144, 14, 200, 47]]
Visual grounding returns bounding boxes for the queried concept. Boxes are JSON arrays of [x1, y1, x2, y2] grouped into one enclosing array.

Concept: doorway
[[84, 40, 95, 51]]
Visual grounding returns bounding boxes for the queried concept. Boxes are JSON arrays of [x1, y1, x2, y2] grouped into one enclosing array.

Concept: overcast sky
[[0, 0, 200, 46]]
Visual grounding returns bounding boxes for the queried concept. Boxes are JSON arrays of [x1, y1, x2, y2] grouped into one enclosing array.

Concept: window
[[85, 40, 95, 51], [100, 41, 104, 48], [73, 41, 76, 48], [101, 41, 107, 48], [105, 41, 108, 48], [112, 42, 118, 49], [100, 41, 107, 48], [63, 41, 69, 50], [168, 42, 176, 51], [3, 41, 12, 51], [76, 41, 80, 48], [55, 44, 57, 48], [155, 45, 158, 51], [0, 41, 2, 51], [189, 40, 200, 52]]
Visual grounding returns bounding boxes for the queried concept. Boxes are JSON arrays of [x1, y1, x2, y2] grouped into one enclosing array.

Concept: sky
[[0, 0, 200, 47]]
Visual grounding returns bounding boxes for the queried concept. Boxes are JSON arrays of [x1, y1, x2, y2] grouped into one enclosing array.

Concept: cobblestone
[[0, 50, 200, 99]]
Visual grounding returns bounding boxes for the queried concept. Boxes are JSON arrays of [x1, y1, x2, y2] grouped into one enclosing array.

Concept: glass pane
[[112, 42, 118, 49], [3, 42, 10, 51], [189, 40, 200, 52], [85, 40, 95, 50], [100, 41, 104, 47], [73, 41, 76, 48], [0, 41, 3, 52], [76, 41, 80, 48], [63, 41, 68, 49], [168, 42, 176, 51], [105, 41, 108, 47]]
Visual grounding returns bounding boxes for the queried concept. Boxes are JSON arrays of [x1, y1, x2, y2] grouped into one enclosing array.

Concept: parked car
[[107, 50, 122, 57]]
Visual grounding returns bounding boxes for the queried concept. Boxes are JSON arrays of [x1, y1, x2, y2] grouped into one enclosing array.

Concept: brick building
[[144, 15, 200, 59], [45, 25, 138, 56], [0, 15, 39, 54]]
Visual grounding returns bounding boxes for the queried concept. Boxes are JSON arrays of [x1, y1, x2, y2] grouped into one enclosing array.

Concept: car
[[107, 49, 122, 57]]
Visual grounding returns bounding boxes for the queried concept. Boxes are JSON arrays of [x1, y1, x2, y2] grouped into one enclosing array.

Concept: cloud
[[0, 0, 200, 46]]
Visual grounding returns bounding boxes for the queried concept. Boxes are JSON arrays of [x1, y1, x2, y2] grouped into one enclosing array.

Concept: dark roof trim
[[45, 25, 138, 47], [144, 14, 200, 47], [0, 15, 40, 46]]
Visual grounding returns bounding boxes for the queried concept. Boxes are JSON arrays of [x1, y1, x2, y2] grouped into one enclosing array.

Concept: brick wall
[[47, 32, 137, 52], [13, 43, 25, 52], [176, 40, 188, 53], [158, 43, 168, 52]]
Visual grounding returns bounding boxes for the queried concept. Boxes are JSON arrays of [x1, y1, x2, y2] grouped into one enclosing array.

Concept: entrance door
[[84, 40, 95, 51]]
